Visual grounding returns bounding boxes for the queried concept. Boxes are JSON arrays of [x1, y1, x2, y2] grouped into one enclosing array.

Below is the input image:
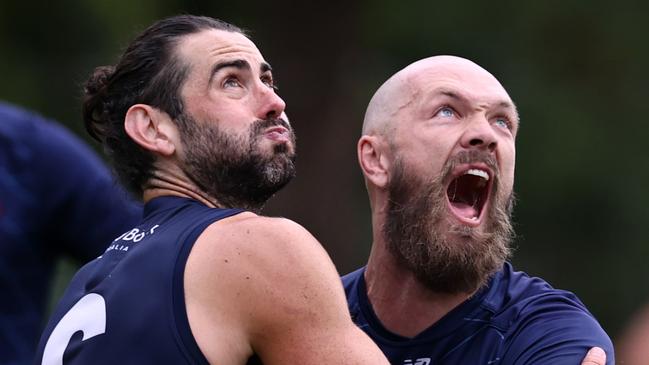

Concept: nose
[[460, 117, 498, 152], [255, 84, 286, 120]]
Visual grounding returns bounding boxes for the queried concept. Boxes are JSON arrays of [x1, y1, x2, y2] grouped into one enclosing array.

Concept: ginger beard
[[384, 149, 515, 294], [176, 113, 296, 212]]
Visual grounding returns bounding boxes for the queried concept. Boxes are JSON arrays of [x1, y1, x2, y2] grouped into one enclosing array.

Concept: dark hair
[[82, 15, 245, 197]]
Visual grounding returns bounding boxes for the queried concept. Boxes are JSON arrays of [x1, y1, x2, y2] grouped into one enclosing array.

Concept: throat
[[365, 264, 471, 338], [144, 170, 222, 208]]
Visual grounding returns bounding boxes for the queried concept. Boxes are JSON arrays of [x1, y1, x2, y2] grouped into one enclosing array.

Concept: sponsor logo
[[404, 358, 431, 365], [113, 224, 160, 244]]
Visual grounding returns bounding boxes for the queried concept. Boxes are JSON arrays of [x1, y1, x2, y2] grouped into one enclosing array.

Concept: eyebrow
[[435, 88, 520, 123], [209, 59, 273, 84]]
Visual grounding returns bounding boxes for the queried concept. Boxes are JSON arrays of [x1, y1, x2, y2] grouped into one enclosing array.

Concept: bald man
[[343, 56, 613, 364]]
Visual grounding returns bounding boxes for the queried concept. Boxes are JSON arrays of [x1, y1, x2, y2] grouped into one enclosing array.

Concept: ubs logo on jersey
[[403, 358, 431, 365], [113, 225, 160, 244], [101, 225, 161, 256]]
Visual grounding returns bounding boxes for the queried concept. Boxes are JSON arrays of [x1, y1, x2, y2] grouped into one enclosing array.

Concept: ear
[[124, 104, 177, 156], [358, 135, 391, 189]]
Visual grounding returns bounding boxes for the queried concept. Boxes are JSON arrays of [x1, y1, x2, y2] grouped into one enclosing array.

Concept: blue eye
[[494, 118, 510, 129], [437, 107, 455, 118], [223, 77, 241, 88]]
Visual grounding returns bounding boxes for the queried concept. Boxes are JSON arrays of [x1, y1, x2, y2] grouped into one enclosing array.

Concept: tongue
[[449, 202, 479, 219]]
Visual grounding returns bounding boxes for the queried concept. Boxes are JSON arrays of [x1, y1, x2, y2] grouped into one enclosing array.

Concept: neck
[[364, 235, 474, 338], [142, 169, 222, 208]]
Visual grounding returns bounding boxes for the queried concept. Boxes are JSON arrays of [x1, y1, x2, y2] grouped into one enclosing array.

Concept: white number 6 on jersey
[[41, 293, 107, 365]]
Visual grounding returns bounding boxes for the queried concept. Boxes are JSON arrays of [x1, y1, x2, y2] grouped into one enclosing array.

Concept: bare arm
[[185, 214, 389, 365]]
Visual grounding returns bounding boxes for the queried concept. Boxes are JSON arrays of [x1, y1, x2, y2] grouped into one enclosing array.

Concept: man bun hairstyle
[[82, 15, 245, 197]]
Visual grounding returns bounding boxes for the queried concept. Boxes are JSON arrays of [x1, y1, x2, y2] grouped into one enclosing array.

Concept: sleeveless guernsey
[[34, 196, 252, 364]]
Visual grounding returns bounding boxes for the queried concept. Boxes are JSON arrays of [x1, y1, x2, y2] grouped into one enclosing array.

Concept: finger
[[581, 347, 606, 365]]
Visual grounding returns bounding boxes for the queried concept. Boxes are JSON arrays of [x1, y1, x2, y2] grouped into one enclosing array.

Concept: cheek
[[405, 145, 447, 176], [499, 147, 516, 192], [393, 124, 455, 176], [410, 135, 452, 169], [187, 93, 247, 124]]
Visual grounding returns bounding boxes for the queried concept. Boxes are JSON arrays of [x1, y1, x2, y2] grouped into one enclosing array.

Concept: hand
[[581, 347, 606, 365]]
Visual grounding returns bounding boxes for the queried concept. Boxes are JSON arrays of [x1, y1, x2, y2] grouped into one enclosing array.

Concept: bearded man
[[34, 15, 390, 365], [343, 55, 613, 365]]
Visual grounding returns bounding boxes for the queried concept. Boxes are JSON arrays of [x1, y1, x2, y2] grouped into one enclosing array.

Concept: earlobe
[[358, 135, 390, 189], [124, 104, 176, 156]]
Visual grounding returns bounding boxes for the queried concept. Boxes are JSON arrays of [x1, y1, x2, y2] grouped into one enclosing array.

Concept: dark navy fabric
[[33, 196, 244, 364], [343, 263, 614, 365], [0, 101, 141, 365]]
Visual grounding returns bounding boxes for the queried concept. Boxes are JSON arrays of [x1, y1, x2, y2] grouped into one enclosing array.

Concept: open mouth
[[446, 167, 492, 225]]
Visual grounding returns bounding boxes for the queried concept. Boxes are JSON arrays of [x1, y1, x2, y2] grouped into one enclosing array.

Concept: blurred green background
[[1, 0, 648, 346]]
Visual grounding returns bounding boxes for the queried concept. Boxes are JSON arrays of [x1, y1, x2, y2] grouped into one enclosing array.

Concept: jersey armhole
[[170, 207, 244, 364]]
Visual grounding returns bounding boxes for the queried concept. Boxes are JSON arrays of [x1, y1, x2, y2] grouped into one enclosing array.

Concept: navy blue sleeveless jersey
[[0, 101, 141, 364], [343, 263, 614, 365], [33, 196, 248, 364]]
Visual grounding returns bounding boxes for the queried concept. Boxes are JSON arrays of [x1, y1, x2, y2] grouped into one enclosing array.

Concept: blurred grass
[[47, 259, 77, 316]]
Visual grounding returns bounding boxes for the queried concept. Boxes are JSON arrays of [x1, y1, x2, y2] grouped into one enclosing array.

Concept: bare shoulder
[[221, 213, 332, 258], [218, 213, 322, 245], [185, 212, 340, 363], [197, 212, 342, 299], [185, 213, 388, 364]]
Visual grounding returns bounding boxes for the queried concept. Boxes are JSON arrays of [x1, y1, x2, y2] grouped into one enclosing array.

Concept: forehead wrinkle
[[479, 99, 520, 127], [206, 43, 260, 58], [426, 88, 466, 104], [428, 85, 515, 115], [178, 30, 261, 62], [177, 29, 254, 55]]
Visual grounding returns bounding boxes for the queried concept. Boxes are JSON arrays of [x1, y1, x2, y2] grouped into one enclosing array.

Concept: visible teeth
[[465, 169, 489, 181]]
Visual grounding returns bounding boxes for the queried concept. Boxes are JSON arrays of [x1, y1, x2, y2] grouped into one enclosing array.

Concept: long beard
[[176, 114, 296, 212], [383, 150, 514, 294]]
